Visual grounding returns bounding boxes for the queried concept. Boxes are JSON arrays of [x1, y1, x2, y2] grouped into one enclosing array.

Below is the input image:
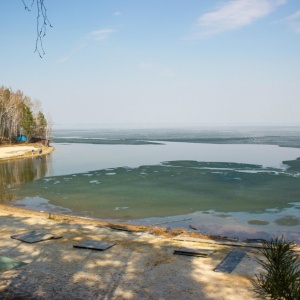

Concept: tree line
[[0, 85, 51, 144]]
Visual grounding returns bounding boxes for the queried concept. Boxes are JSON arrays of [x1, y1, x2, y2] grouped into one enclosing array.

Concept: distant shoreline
[[0, 143, 54, 161]]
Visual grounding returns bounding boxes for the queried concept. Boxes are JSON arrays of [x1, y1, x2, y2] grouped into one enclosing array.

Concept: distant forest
[[0, 86, 51, 144]]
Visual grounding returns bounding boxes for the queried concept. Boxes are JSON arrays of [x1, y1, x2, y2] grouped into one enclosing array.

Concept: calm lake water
[[1, 126, 300, 242]]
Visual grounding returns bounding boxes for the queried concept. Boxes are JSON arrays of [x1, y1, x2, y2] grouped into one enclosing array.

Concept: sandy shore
[[0, 144, 284, 299], [0, 205, 262, 300], [0, 144, 54, 161]]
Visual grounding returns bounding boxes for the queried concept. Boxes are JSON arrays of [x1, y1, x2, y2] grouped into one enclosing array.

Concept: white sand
[[0, 146, 35, 158], [0, 144, 54, 160], [0, 206, 259, 299]]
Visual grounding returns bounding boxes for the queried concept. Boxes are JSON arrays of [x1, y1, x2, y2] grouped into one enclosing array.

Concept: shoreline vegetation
[[0, 86, 52, 146]]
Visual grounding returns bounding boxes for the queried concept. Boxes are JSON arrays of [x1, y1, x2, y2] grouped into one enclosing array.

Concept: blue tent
[[16, 135, 27, 142]]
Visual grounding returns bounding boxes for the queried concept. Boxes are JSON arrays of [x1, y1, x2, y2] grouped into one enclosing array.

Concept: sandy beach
[[1, 144, 298, 299], [0, 144, 54, 161], [0, 205, 264, 300]]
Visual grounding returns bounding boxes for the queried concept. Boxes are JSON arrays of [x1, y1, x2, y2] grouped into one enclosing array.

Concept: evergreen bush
[[253, 236, 300, 299]]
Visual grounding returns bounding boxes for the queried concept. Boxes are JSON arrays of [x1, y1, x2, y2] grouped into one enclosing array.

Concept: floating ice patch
[[53, 181, 60, 185], [236, 170, 279, 174], [12, 196, 71, 213], [114, 207, 129, 211], [288, 202, 300, 206], [106, 173, 116, 176], [43, 178, 53, 182], [82, 173, 93, 177], [64, 177, 73, 180], [266, 208, 281, 213], [90, 180, 101, 184], [199, 167, 234, 171], [140, 172, 147, 175]]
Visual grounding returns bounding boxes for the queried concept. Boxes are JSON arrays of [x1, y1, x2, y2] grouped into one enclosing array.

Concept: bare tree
[[45, 114, 53, 146], [0, 86, 51, 144], [22, 0, 52, 58]]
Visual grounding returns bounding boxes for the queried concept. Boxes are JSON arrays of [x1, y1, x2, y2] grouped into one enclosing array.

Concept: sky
[[1, 0, 300, 126]]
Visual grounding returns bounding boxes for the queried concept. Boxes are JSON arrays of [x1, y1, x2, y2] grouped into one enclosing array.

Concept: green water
[[2, 126, 300, 241], [9, 160, 300, 221]]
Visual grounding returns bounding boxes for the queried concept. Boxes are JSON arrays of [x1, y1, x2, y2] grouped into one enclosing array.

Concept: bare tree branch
[[22, 0, 52, 58]]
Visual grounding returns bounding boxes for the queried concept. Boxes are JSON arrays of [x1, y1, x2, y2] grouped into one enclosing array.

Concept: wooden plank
[[172, 236, 300, 252], [174, 247, 214, 257], [73, 240, 115, 251], [109, 226, 135, 232], [173, 236, 263, 248]]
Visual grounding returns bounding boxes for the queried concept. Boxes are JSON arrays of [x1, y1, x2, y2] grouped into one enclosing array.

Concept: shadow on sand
[[0, 211, 260, 299]]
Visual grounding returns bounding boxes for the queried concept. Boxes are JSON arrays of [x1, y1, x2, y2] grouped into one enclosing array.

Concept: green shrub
[[253, 236, 300, 299]]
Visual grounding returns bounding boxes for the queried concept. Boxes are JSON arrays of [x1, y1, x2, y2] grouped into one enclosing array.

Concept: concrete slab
[[11, 231, 62, 243], [73, 240, 115, 251], [214, 250, 247, 274]]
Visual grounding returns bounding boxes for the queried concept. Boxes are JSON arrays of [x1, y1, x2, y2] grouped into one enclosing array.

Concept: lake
[[1, 125, 300, 242]]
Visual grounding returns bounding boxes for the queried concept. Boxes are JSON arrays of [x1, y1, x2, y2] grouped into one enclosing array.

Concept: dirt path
[[0, 206, 260, 299]]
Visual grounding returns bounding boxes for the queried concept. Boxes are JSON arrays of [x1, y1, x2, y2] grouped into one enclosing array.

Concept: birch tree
[[0, 86, 51, 144]]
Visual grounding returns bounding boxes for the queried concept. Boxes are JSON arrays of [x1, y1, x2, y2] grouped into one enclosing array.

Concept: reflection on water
[[0, 156, 49, 203], [43, 142, 300, 177]]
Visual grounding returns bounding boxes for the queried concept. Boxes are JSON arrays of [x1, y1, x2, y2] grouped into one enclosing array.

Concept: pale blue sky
[[1, 0, 300, 126]]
